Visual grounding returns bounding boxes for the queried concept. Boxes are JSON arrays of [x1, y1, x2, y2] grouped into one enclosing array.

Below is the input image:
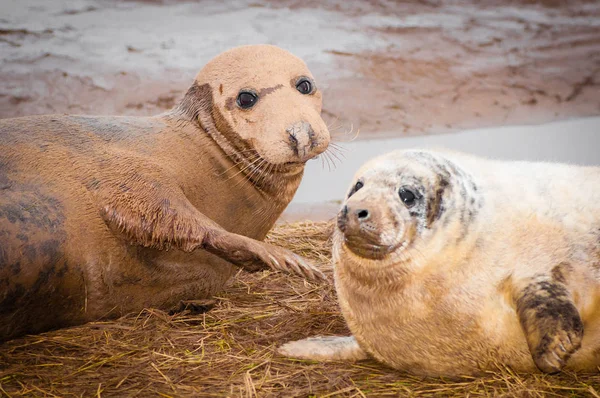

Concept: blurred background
[[1, 0, 599, 219]]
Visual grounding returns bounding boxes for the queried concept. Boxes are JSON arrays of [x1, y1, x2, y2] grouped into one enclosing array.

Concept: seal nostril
[[307, 125, 317, 149], [357, 209, 369, 220], [337, 205, 349, 232], [288, 132, 299, 156]]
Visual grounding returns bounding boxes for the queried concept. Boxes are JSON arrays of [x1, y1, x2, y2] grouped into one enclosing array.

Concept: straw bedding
[[0, 221, 599, 397]]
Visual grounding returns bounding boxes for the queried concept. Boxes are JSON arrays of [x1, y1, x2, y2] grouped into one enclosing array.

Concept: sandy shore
[[1, 0, 599, 137]]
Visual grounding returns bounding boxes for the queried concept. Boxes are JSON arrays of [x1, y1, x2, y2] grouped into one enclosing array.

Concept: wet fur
[[0, 45, 329, 341]]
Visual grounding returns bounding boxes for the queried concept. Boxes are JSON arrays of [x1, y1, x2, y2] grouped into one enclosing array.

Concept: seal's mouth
[[238, 151, 306, 178], [343, 236, 406, 260], [337, 203, 408, 260], [276, 160, 306, 174], [283, 160, 305, 166]]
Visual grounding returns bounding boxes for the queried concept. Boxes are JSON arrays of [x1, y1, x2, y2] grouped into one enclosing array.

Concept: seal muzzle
[[337, 203, 396, 260]]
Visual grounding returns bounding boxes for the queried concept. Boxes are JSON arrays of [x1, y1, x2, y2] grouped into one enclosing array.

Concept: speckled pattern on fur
[[280, 149, 600, 376]]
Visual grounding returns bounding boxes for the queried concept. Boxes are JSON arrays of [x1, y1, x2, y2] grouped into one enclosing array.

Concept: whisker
[[225, 155, 263, 181], [323, 151, 334, 172], [320, 152, 330, 172], [218, 149, 261, 176], [218, 159, 244, 176], [232, 157, 265, 187], [331, 122, 361, 142], [219, 155, 257, 177], [346, 123, 361, 141], [327, 122, 344, 133], [325, 149, 342, 169], [326, 115, 340, 130], [246, 158, 266, 182], [325, 147, 345, 164], [326, 148, 346, 163], [329, 142, 348, 153], [256, 160, 274, 186]]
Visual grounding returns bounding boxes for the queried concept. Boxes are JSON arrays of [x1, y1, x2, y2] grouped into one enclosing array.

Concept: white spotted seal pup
[[280, 149, 600, 376], [0, 45, 330, 341]]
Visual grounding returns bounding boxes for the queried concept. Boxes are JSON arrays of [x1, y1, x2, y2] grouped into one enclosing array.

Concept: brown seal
[[280, 149, 600, 376], [0, 44, 329, 341]]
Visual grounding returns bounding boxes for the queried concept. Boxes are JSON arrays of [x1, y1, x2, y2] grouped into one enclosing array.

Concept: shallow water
[[283, 117, 600, 221]]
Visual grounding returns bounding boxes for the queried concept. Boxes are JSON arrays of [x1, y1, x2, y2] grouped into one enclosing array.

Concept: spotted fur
[[280, 149, 600, 376], [515, 277, 584, 373]]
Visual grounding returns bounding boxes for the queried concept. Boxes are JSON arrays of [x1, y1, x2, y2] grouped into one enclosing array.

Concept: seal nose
[[337, 205, 349, 232], [337, 205, 372, 234], [337, 201, 395, 259], [286, 121, 318, 161]]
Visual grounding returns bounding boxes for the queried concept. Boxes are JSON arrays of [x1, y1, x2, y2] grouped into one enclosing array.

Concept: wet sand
[[1, 0, 599, 137]]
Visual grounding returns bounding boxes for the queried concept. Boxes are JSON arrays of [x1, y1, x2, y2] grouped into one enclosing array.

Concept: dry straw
[[0, 221, 598, 397]]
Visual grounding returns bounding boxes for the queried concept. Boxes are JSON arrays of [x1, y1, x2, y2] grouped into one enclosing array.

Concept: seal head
[[176, 45, 329, 174], [336, 150, 464, 264]]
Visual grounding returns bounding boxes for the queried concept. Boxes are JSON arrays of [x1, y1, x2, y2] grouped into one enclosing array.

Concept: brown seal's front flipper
[[512, 276, 584, 373], [204, 230, 327, 281], [96, 166, 326, 282], [278, 336, 368, 361]]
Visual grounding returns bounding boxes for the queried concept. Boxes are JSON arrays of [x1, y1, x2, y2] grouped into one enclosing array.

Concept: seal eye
[[399, 188, 416, 207], [237, 91, 258, 109], [296, 78, 313, 95], [348, 181, 363, 198]]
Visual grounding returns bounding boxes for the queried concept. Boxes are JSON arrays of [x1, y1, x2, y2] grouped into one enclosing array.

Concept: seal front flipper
[[96, 170, 326, 281], [278, 336, 368, 361], [513, 277, 584, 373], [216, 236, 328, 282]]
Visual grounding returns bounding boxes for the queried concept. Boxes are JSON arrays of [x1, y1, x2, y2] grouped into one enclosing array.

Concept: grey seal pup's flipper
[[279, 336, 368, 361], [512, 276, 584, 373]]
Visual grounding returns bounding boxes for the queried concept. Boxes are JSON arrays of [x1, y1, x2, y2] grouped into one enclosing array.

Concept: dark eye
[[399, 188, 416, 207], [237, 91, 258, 109], [348, 181, 363, 198], [296, 78, 313, 95]]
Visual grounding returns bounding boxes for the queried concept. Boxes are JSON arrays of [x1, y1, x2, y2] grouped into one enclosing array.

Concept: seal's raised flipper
[[278, 336, 368, 361], [513, 277, 584, 373], [96, 166, 326, 281]]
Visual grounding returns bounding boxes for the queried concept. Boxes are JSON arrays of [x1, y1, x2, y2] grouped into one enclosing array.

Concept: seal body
[[0, 45, 330, 341], [280, 150, 600, 376]]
